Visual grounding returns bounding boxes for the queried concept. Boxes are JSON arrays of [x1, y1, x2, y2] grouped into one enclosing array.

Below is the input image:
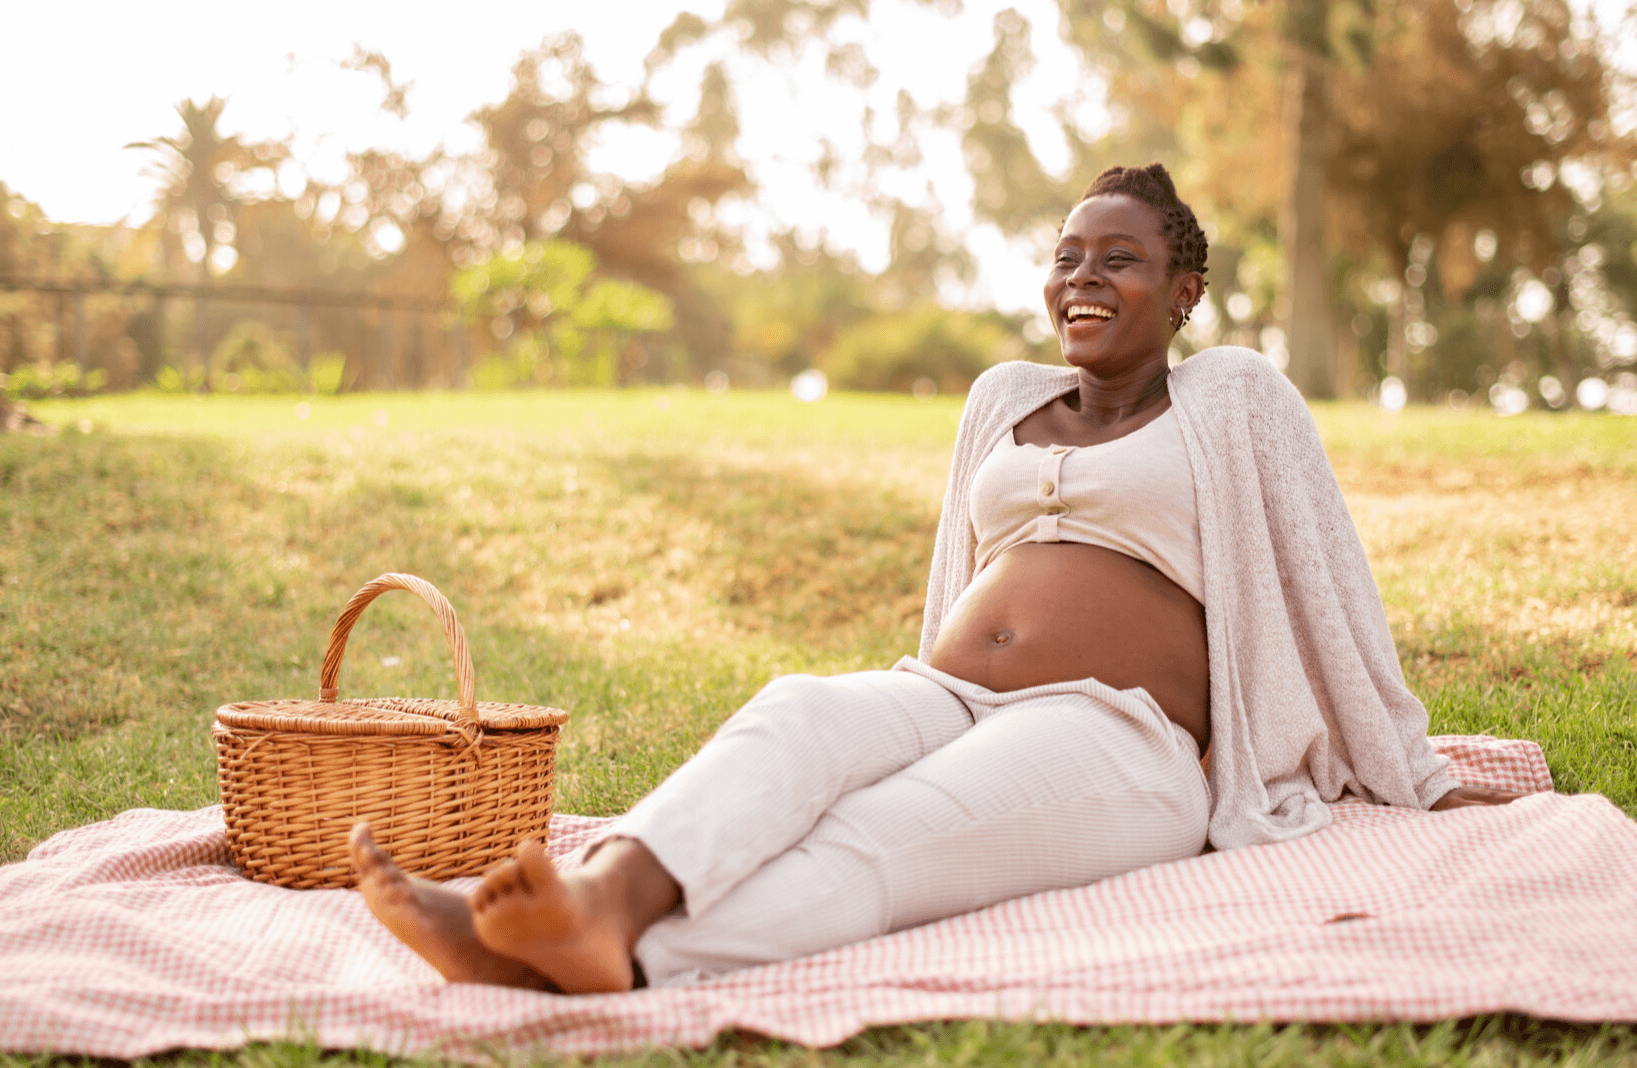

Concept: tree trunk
[[1280, 8, 1335, 399]]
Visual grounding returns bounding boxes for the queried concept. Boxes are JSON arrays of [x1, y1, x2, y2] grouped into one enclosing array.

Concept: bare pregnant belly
[[927, 543, 1210, 751]]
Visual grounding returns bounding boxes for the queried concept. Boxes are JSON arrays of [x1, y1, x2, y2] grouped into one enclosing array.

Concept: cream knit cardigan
[[917, 346, 1458, 850]]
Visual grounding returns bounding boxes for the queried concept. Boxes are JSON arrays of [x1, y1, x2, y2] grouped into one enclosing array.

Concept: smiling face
[[1044, 194, 1202, 380]]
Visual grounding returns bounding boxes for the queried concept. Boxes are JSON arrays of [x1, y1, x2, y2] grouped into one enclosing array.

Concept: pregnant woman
[[349, 162, 1519, 994]]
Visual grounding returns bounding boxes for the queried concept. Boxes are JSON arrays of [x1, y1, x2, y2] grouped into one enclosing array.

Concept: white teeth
[[1066, 304, 1114, 322]]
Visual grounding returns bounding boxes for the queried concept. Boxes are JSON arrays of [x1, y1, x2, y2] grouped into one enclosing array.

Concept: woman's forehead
[[1060, 195, 1164, 244]]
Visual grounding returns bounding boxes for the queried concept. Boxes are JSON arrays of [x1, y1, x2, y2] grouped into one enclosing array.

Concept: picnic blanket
[[3, 735, 1635, 1060]]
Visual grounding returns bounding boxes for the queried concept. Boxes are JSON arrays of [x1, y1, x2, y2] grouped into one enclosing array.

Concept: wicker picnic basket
[[213, 572, 568, 890]]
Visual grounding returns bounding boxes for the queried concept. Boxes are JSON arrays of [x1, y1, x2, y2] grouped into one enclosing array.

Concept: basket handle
[[318, 573, 479, 729]]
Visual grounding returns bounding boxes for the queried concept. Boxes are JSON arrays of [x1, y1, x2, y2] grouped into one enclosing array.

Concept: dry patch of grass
[[1345, 470, 1637, 687], [1313, 405, 1636, 689]]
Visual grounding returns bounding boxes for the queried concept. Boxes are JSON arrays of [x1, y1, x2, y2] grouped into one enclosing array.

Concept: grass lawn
[[2, 387, 1635, 1066]]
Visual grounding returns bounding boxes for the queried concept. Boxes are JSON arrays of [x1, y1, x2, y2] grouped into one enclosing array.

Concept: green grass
[[8, 1018, 1637, 1067], [3, 388, 1636, 1065]]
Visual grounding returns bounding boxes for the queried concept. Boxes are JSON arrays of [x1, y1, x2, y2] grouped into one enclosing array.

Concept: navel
[[990, 630, 1016, 648]]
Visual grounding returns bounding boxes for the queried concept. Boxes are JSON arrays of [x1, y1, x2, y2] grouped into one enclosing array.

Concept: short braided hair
[[1079, 163, 1209, 280]]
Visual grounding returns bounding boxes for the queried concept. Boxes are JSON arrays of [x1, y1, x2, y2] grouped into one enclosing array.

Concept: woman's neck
[[1067, 360, 1171, 424]]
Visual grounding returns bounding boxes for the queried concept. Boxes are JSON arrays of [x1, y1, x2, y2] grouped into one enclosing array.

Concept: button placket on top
[[1035, 446, 1071, 539]]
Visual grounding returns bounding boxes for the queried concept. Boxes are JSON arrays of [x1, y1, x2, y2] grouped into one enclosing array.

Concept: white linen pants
[[611, 656, 1211, 987]]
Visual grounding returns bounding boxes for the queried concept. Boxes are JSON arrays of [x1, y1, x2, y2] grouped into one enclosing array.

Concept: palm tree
[[127, 97, 285, 276]]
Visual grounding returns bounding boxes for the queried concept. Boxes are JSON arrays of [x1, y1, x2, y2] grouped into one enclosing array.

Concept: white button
[[1041, 481, 1055, 495]]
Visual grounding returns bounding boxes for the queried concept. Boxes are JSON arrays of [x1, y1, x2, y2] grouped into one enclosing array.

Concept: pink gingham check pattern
[[3, 735, 1634, 1060]]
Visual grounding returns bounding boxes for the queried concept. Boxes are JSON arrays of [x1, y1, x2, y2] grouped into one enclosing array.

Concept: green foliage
[[453, 241, 674, 387], [463, 33, 746, 373], [825, 305, 1032, 392], [468, 347, 536, 391], [1, 361, 107, 399], [575, 278, 674, 334], [696, 225, 1029, 392], [0, 181, 49, 278], [14, 0, 1637, 399], [150, 343, 345, 396], [307, 354, 346, 395], [452, 241, 594, 313], [0, 184, 167, 391], [700, 239, 874, 384], [153, 365, 207, 393], [208, 321, 308, 393]]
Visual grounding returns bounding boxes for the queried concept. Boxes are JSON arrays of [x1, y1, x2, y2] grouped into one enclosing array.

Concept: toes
[[490, 868, 519, 898], [350, 821, 406, 888], [514, 839, 553, 894], [350, 822, 381, 869], [470, 843, 558, 915], [473, 861, 519, 912]]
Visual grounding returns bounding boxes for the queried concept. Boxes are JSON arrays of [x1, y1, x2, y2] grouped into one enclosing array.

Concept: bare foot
[[350, 822, 554, 990], [470, 838, 636, 994]]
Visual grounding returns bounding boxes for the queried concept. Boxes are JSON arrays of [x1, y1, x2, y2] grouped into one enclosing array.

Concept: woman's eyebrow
[[1057, 230, 1150, 252], [1061, 231, 1147, 245]]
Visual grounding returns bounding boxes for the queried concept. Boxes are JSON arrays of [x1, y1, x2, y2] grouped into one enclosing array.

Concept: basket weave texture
[[213, 573, 568, 890]]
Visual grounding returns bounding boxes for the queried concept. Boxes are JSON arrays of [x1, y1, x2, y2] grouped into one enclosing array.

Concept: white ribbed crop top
[[969, 406, 1204, 602]]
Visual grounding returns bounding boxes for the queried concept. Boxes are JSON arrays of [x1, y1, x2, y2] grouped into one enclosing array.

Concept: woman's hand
[[1429, 785, 1530, 811]]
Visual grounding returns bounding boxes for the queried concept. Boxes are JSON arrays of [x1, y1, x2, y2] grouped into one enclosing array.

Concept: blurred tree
[[451, 239, 674, 386], [874, 196, 977, 310], [341, 45, 413, 120], [650, 0, 987, 380], [958, 0, 1637, 397], [826, 304, 1034, 392], [460, 34, 748, 375], [112, 36, 755, 390], [0, 184, 164, 392], [647, 0, 871, 64], [208, 320, 306, 393], [126, 97, 289, 277], [0, 184, 51, 376], [702, 232, 877, 383], [1323, 0, 1634, 397], [962, 8, 1086, 238], [1329, 2, 1627, 275], [1279, 0, 1337, 397]]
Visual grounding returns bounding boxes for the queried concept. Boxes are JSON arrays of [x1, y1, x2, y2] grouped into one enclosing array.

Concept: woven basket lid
[[214, 698, 567, 737]]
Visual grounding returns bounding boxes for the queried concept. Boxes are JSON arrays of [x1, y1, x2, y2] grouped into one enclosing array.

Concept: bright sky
[[0, 0, 1103, 315]]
